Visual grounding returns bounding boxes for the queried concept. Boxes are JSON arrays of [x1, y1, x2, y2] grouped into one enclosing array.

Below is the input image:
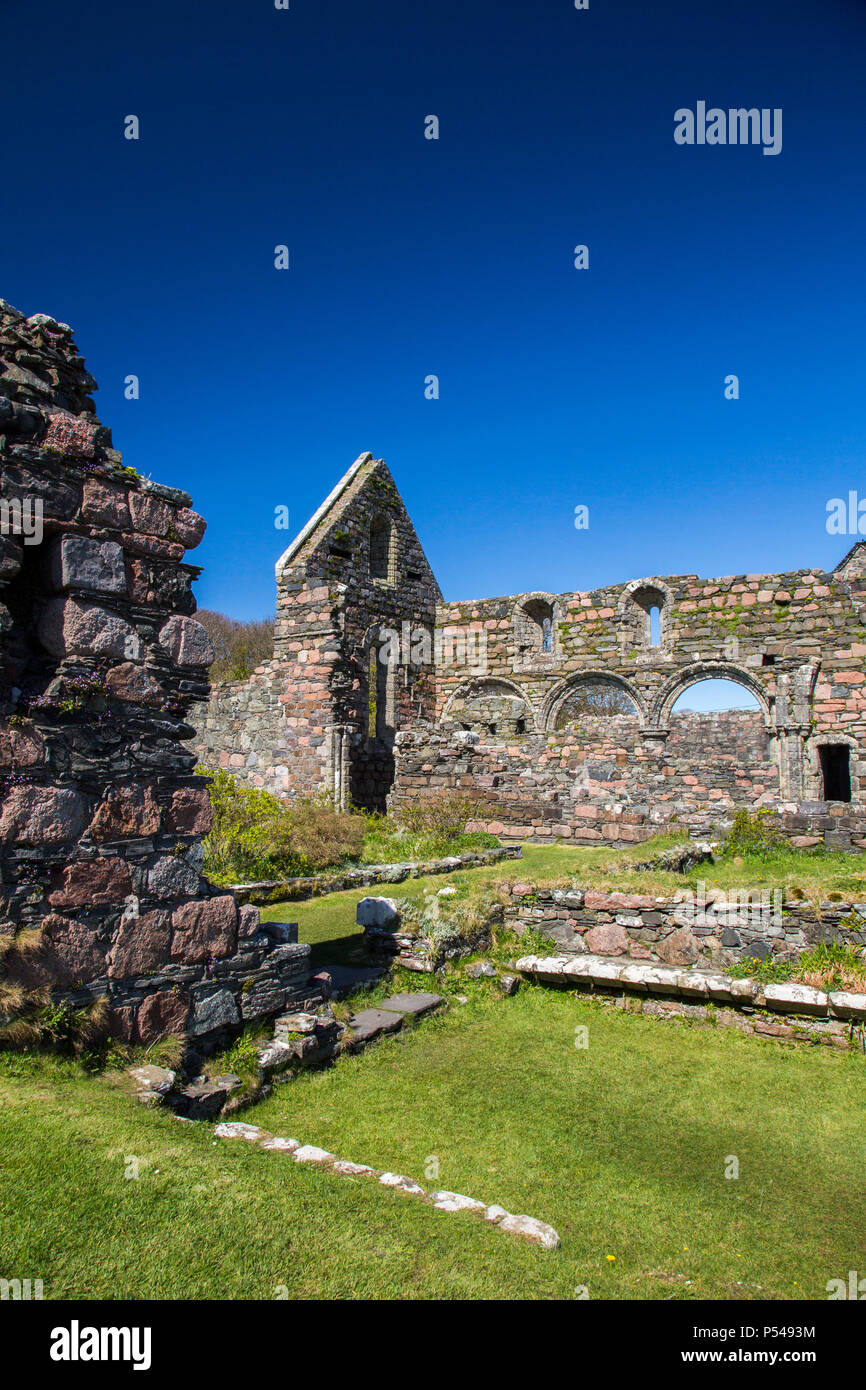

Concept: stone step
[[377, 991, 445, 1019], [346, 1007, 406, 1047]]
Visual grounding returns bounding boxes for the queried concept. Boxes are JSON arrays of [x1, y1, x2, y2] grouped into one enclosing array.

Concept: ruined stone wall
[[196, 454, 441, 812], [504, 882, 866, 969], [195, 456, 866, 843], [387, 559, 866, 838], [390, 710, 782, 843], [0, 300, 314, 1045]]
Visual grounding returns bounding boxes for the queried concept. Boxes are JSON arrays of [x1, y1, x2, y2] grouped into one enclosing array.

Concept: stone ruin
[[198, 452, 866, 848], [0, 300, 319, 1047]]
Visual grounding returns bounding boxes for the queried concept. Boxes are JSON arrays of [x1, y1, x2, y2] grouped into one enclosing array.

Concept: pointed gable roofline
[[275, 452, 374, 579], [834, 539, 866, 577]]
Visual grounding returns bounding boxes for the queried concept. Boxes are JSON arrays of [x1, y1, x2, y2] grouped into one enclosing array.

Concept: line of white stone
[[514, 953, 866, 1019], [213, 1122, 560, 1250]]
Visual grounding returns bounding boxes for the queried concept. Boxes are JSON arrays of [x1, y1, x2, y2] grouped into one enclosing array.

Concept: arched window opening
[[628, 585, 667, 648], [554, 678, 639, 731], [516, 597, 555, 660], [671, 679, 760, 713], [369, 515, 392, 581]]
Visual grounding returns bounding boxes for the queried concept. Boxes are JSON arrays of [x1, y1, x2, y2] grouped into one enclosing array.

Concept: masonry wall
[[0, 300, 315, 1045], [195, 456, 866, 843], [504, 882, 866, 969], [196, 455, 442, 811]]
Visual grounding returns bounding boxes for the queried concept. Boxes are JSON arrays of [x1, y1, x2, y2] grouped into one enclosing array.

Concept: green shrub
[[723, 808, 783, 857], [395, 790, 483, 840], [199, 769, 363, 882]]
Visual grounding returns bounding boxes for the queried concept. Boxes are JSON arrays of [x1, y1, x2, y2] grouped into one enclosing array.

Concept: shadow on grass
[[308, 932, 367, 969]]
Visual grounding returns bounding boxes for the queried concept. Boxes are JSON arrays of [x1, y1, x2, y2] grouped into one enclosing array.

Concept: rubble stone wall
[[504, 882, 866, 968], [0, 301, 315, 1044]]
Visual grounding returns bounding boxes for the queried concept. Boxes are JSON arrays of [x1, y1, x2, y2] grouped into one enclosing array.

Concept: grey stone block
[[47, 535, 126, 595]]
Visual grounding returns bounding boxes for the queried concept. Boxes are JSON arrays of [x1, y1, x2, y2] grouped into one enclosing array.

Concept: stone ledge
[[515, 953, 866, 1023], [228, 845, 522, 906]]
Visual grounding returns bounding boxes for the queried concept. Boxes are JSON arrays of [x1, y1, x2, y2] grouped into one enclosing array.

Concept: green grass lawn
[[1, 982, 863, 1300], [2, 842, 864, 1302]]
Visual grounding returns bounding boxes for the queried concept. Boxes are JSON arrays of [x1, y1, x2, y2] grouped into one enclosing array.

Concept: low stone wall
[[359, 895, 500, 972], [504, 883, 866, 969], [516, 952, 866, 1048], [230, 845, 522, 906]]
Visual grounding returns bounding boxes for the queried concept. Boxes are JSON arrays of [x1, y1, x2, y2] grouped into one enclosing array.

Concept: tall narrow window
[[369, 514, 391, 580], [368, 642, 391, 740], [628, 585, 666, 648], [542, 616, 553, 653], [367, 648, 378, 738]]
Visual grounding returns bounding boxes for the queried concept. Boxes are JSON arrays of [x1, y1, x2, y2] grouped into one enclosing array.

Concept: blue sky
[[3, 0, 865, 655]]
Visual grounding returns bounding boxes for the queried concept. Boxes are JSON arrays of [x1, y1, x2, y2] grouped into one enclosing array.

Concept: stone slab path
[[345, 992, 445, 1050]]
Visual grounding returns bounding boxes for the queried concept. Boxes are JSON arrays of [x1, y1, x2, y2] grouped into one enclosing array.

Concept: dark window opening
[[329, 545, 352, 561], [761, 653, 776, 666], [368, 642, 392, 741], [1, 537, 55, 709], [406, 570, 422, 582], [819, 744, 851, 803], [369, 515, 392, 580]]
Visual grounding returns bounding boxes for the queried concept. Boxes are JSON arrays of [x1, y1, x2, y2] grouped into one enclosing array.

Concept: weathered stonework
[[503, 883, 866, 968], [196, 455, 866, 845], [0, 300, 316, 1044]]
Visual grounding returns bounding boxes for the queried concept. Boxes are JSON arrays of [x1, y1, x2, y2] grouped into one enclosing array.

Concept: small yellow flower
[[606, 1255, 616, 1262]]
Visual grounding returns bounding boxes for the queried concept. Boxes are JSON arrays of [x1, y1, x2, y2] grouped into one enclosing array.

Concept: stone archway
[[650, 661, 773, 730], [441, 677, 538, 735], [542, 670, 648, 732]]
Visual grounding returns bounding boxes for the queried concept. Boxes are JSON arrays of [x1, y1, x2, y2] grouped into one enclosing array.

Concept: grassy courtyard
[[1, 978, 864, 1299], [258, 837, 866, 971], [1, 838, 864, 1301]]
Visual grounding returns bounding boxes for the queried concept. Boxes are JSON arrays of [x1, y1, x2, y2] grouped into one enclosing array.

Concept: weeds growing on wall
[[723, 807, 784, 857], [728, 941, 866, 991]]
